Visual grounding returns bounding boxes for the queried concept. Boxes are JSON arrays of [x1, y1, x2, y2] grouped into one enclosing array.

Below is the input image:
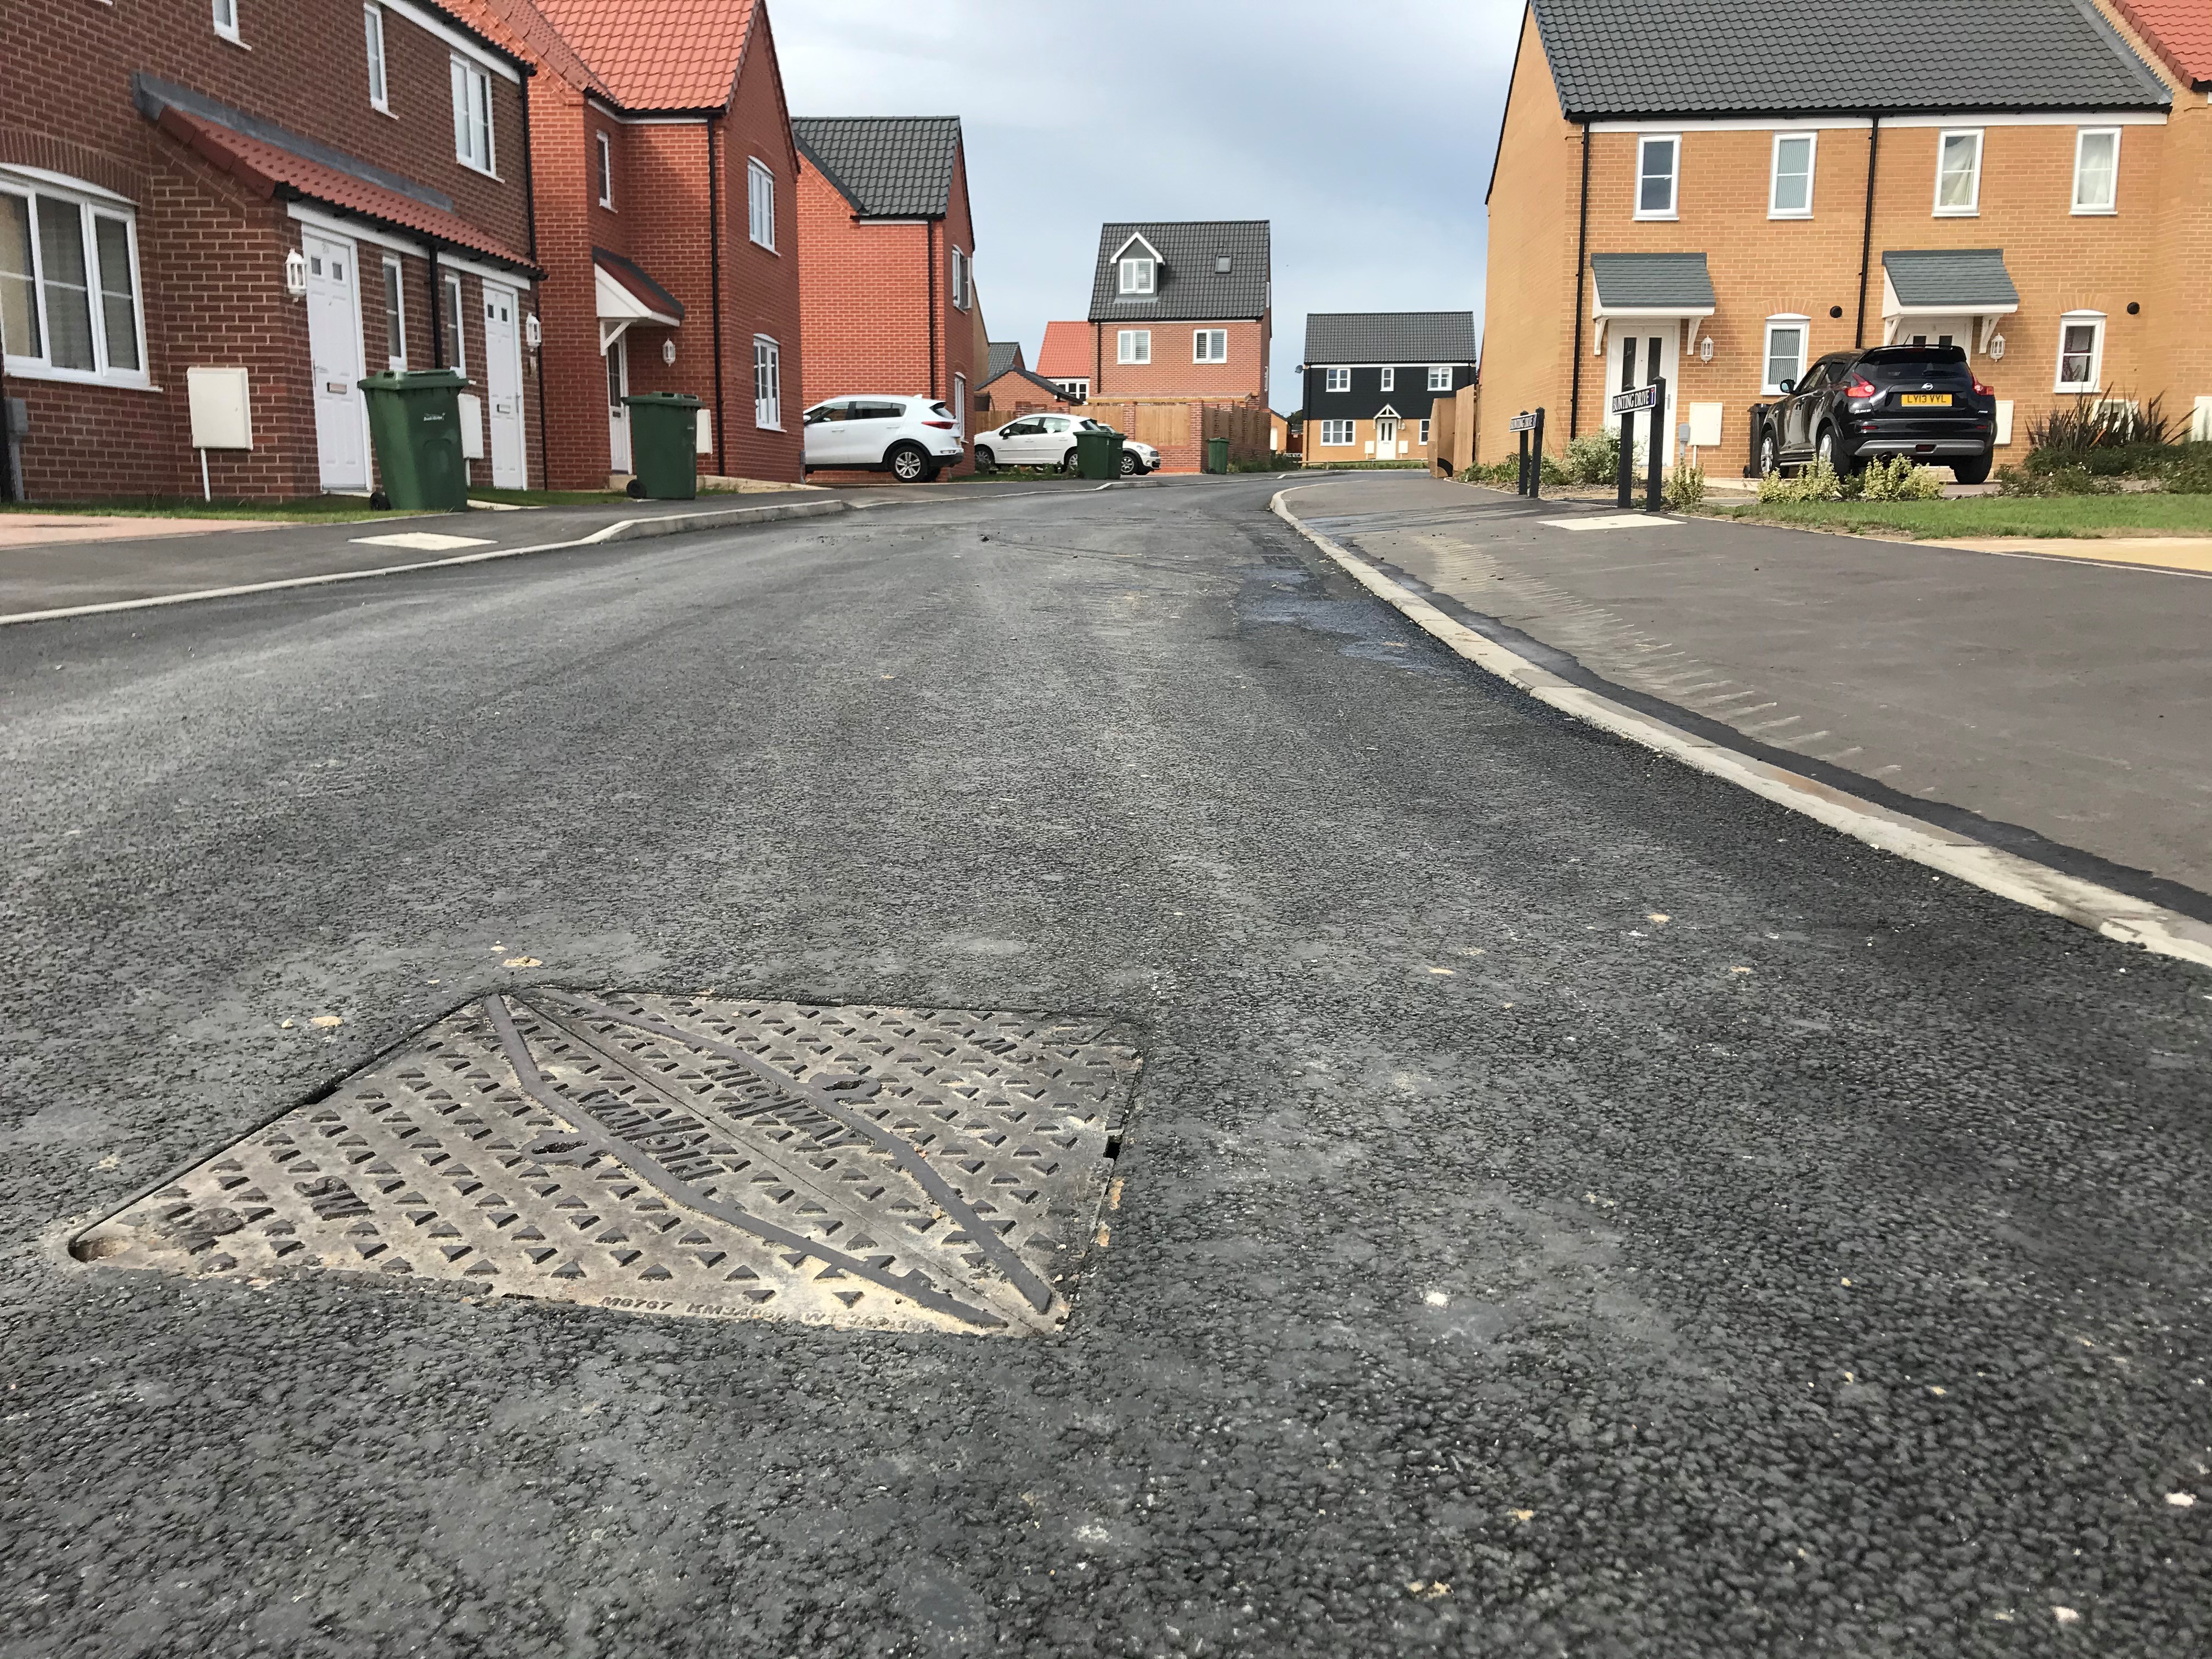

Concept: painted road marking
[[348, 532, 496, 551], [1539, 514, 1677, 532]]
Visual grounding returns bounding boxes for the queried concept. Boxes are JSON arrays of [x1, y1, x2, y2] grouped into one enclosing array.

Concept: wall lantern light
[[284, 249, 308, 297], [526, 314, 542, 348], [1697, 335, 1714, 363], [1987, 335, 2007, 361], [662, 338, 677, 365]]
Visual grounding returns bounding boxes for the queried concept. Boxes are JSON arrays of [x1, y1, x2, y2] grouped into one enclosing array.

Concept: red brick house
[[975, 340, 1075, 420], [1035, 320, 1090, 402], [449, 0, 803, 487], [792, 116, 979, 466], [1, 0, 541, 501]]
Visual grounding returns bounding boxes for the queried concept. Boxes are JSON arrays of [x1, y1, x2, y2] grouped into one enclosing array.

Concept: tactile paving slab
[[75, 992, 1143, 1336]]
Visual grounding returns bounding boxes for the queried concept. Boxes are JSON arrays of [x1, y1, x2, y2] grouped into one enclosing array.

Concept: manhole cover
[[76, 992, 1141, 1336]]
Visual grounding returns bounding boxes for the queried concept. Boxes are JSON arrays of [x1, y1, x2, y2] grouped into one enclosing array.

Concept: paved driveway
[[1290, 475, 2212, 904]]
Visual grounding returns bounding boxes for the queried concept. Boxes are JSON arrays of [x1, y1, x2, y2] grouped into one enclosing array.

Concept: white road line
[[1271, 487, 2212, 972]]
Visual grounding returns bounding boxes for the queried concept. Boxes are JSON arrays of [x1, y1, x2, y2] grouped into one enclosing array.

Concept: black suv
[[1751, 345, 1996, 483]]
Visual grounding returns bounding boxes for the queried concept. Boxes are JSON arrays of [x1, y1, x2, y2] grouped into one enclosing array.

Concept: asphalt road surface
[[3, 476, 2208, 1658]]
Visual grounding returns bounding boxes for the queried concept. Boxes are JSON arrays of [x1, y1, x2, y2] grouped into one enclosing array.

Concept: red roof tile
[[2111, 0, 2212, 87], [528, 0, 758, 110], [432, 0, 610, 99], [155, 109, 535, 270], [1035, 321, 1091, 379]]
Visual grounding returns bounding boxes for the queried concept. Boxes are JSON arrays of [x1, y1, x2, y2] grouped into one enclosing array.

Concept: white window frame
[[754, 334, 782, 428], [1324, 366, 1350, 392], [1934, 129, 1982, 217], [1768, 130, 1816, 218], [1319, 419, 1354, 447], [1418, 418, 1431, 446], [2054, 311, 2105, 393], [747, 159, 775, 250], [2072, 126, 2119, 215], [595, 132, 613, 209], [1635, 134, 1679, 219], [952, 370, 966, 436], [451, 55, 496, 177], [442, 270, 465, 371], [1117, 328, 1150, 364], [1427, 365, 1451, 391], [1193, 328, 1226, 363], [213, 0, 242, 44], [364, 5, 390, 112], [1118, 256, 1154, 296], [0, 177, 151, 389], [1762, 315, 1809, 395], [951, 245, 968, 311], [380, 252, 406, 370], [1379, 366, 1395, 392]]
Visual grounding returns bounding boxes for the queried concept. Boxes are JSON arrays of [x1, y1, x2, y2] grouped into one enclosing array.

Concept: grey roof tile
[[980, 363, 1071, 405], [1531, 0, 2170, 117], [1087, 222, 1270, 322], [1304, 312, 1477, 364], [1590, 252, 1717, 309], [986, 341, 1025, 381], [1883, 249, 2019, 308], [792, 116, 962, 217]]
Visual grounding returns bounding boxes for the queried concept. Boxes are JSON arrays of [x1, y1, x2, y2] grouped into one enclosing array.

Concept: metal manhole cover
[[75, 992, 1142, 1336]]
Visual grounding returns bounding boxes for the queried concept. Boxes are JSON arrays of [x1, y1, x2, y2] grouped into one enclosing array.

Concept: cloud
[[770, 0, 1525, 407]]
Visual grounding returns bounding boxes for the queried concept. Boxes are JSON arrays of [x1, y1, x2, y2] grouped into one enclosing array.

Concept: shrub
[[1562, 430, 1628, 484], [1997, 462, 2114, 497], [1857, 456, 1945, 501], [2028, 392, 2170, 459], [1662, 461, 1706, 510], [1462, 459, 1518, 487], [1756, 458, 1844, 503], [2161, 445, 2212, 494]]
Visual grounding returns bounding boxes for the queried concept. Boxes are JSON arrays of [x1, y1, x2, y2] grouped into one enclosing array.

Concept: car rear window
[[1857, 348, 1973, 386], [929, 402, 953, 420]]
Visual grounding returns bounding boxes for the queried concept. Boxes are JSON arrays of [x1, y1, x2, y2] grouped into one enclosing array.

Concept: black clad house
[[1302, 312, 1476, 463]]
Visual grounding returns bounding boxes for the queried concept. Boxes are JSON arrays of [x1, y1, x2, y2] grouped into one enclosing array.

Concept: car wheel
[[1757, 430, 1780, 478], [888, 442, 930, 483], [975, 446, 997, 475], [1816, 427, 1849, 475], [1060, 447, 1082, 475], [1118, 449, 1140, 476], [1951, 454, 1991, 486]]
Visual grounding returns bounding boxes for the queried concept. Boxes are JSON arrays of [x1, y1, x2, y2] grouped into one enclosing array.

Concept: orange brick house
[[1479, 0, 2180, 474], [449, 0, 803, 488], [1035, 320, 1091, 403], [792, 116, 979, 470], [1, 0, 540, 501]]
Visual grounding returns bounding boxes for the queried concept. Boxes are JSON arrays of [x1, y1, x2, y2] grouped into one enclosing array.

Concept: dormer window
[[1119, 256, 1154, 295], [1113, 234, 1162, 297]]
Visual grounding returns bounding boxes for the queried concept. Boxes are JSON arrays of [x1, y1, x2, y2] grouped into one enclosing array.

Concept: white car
[[975, 413, 1158, 476], [802, 395, 966, 482]]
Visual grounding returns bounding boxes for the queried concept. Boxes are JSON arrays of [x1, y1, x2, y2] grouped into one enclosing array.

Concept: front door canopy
[[594, 247, 683, 352], [1880, 250, 2018, 352]]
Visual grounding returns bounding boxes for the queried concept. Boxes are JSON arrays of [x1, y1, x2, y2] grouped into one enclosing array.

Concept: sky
[[770, 1, 1528, 412]]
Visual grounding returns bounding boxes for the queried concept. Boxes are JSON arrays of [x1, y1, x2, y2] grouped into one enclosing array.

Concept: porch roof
[[1882, 249, 2020, 312], [594, 248, 684, 326], [1590, 252, 1716, 314]]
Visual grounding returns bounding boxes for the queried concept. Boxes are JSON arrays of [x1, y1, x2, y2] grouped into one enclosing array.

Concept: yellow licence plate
[[1899, 393, 1953, 407]]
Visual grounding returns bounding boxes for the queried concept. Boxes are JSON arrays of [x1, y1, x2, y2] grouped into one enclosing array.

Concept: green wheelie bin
[[622, 392, 702, 499], [1205, 437, 1230, 474], [1074, 425, 1125, 480], [358, 367, 469, 511]]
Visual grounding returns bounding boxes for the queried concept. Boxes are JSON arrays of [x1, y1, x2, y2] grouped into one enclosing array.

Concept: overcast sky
[[771, 0, 1526, 411]]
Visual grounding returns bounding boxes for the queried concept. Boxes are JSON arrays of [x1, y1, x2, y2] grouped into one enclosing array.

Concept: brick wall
[[1089, 317, 1268, 402]]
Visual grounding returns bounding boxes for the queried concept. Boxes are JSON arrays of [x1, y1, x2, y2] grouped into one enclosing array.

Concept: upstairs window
[[1636, 136, 1678, 218], [2073, 127, 2119, 214], [1379, 366, 1395, 391], [364, 5, 389, 110], [1193, 328, 1226, 363], [451, 57, 495, 175], [747, 159, 775, 249], [213, 0, 241, 43], [1117, 328, 1149, 364], [1770, 131, 1815, 217], [1427, 365, 1451, 391], [0, 182, 146, 385], [1118, 256, 1154, 295], [1323, 366, 1350, 392], [1935, 129, 1981, 215], [596, 132, 612, 208]]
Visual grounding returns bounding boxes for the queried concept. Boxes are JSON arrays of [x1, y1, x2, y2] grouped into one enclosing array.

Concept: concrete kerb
[[0, 498, 853, 629], [1269, 486, 2212, 973]]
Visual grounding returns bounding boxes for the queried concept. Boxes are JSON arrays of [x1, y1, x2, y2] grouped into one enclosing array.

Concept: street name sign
[[1508, 411, 1538, 432], [1610, 385, 1661, 414]]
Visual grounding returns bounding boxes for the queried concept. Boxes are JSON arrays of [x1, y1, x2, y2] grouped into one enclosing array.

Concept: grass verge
[[1708, 493, 2212, 539]]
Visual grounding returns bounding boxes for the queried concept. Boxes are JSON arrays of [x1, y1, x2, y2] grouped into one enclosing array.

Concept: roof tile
[[528, 0, 757, 110], [1087, 222, 1270, 323], [2110, 0, 2212, 87], [791, 117, 962, 217], [1304, 312, 1476, 364], [1035, 321, 1091, 379]]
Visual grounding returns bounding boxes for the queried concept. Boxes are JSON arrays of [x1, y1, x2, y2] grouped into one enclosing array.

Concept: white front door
[[482, 283, 525, 488], [1899, 314, 1971, 350], [1606, 329, 1682, 470], [606, 336, 630, 473], [303, 232, 368, 492], [1375, 416, 1400, 456]]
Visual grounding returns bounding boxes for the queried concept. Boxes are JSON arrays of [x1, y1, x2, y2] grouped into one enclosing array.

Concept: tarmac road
[[2, 476, 2208, 1657]]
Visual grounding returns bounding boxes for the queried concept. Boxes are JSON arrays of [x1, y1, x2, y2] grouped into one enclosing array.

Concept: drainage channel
[[74, 992, 1143, 1338]]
